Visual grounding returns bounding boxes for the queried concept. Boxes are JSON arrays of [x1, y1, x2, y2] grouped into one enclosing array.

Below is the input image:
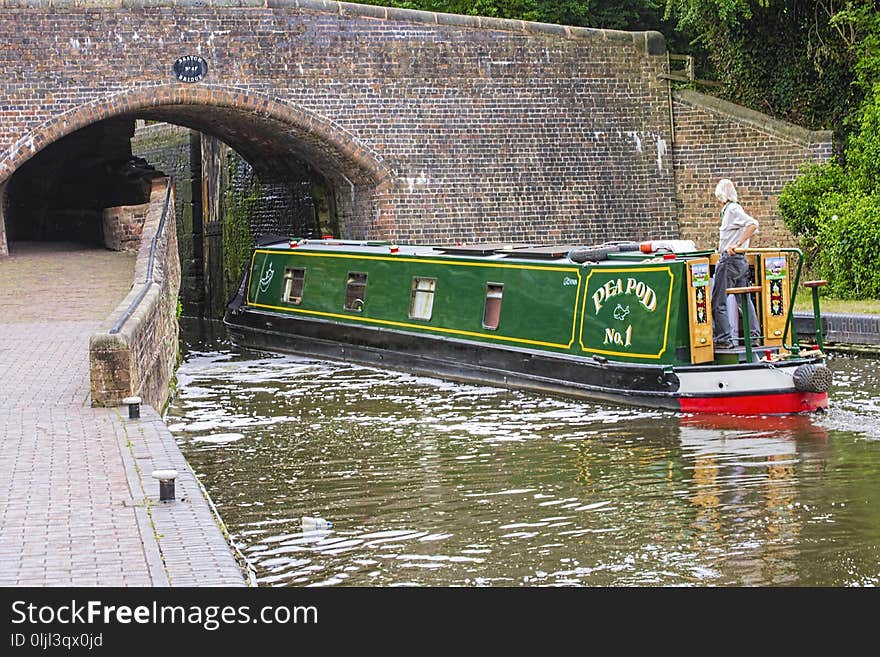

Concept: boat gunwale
[[223, 314, 826, 407], [230, 305, 824, 373], [254, 241, 704, 269]]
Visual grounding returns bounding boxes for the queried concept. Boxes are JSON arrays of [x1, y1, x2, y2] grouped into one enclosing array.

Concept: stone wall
[[102, 203, 149, 251], [672, 89, 833, 250], [0, 1, 678, 248], [130, 122, 202, 314], [90, 178, 180, 409]]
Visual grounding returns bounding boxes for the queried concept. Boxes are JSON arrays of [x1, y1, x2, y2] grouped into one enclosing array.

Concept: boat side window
[[282, 267, 306, 305], [409, 277, 436, 321], [482, 283, 504, 330], [344, 272, 367, 312]]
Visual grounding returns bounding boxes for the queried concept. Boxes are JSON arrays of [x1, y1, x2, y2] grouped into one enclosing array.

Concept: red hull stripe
[[678, 391, 828, 415]]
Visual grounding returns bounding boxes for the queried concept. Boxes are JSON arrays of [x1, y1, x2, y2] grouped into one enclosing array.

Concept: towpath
[[0, 242, 246, 586]]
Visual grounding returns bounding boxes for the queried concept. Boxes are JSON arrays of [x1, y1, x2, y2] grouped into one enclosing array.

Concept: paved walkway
[[0, 242, 247, 586]]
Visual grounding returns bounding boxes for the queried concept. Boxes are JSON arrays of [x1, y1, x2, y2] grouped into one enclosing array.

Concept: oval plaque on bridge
[[173, 55, 208, 83]]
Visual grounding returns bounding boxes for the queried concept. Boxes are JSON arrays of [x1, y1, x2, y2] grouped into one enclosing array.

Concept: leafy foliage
[[663, 0, 875, 142], [778, 162, 847, 257], [846, 92, 880, 191], [813, 193, 880, 298], [779, 87, 880, 299], [763, 2, 880, 300]]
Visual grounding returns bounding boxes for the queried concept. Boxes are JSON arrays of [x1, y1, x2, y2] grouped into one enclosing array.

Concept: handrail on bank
[[109, 179, 173, 335]]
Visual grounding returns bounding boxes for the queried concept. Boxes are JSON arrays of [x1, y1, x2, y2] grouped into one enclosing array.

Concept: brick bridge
[[0, 1, 661, 253], [0, 1, 839, 587], [0, 1, 831, 265]]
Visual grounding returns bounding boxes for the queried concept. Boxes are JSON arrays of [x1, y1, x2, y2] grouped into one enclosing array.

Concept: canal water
[[166, 320, 880, 587]]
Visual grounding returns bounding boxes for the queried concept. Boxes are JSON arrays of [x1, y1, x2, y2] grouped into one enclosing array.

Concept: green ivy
[[846, 88, 880, 193], [776, 3, 880, 301], [221, 164, 258, 303], [664, 0, 874, 148]]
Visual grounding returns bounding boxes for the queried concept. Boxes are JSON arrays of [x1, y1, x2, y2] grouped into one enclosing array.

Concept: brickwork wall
[[0, 1, 678, 247], [229, 159, 322, 239], [90, 179, 180, 409], [130, 122, 201, 308], [102, 203, 149, 251], [672, 90, 833, 250]]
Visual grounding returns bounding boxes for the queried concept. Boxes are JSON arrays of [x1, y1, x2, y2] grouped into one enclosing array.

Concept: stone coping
[[794, 311, 880, 346], [673, 89, 832, 148], [0, 0, 667, 53], [89, 178, 176, 406], [97, 180, 173, 339]]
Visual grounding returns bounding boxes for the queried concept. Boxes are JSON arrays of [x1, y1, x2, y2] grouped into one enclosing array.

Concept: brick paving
[[0, 242, 246, 586]]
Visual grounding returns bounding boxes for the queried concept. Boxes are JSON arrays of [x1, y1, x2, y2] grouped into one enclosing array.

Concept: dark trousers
[[711, 254, 759, 343]]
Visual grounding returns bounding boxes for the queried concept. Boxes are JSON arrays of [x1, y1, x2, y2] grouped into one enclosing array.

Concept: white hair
[[715, 178, 738, 203]]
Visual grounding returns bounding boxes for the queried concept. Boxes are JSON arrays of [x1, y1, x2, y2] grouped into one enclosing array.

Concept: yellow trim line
[[247, 249, 583, 350]]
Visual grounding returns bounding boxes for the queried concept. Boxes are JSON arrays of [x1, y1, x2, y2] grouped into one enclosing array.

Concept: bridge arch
[[0, 84, 397, 249]]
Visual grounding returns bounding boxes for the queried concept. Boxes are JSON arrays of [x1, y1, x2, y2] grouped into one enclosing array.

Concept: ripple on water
[[167, 328, 880, 587]]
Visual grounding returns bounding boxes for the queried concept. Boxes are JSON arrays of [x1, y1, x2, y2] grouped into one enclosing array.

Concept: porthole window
[[482, 283, 504, 330], [344, 272, 367, 312], [282, 268, 305, 304], [409, 277, 436, 321]]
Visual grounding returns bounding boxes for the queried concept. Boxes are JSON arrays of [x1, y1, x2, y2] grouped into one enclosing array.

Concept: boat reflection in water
[[675, 413, 833, 586], [169, 329, 878, 586], [679, 413, 828, 457]]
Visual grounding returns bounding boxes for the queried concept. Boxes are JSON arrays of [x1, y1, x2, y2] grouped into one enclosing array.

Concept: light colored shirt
[[718, 202, 758, 253]]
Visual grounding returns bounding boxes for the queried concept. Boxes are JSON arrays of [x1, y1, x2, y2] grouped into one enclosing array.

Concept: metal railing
[[735, 246, 806, 356], [109, 180, 173, 335]]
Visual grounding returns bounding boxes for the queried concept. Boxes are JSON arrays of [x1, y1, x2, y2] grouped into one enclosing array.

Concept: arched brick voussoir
[[0, 85, 396, 190]]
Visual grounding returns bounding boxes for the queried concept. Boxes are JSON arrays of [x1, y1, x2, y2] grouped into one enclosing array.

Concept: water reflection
[[167, 321, 880, 586]]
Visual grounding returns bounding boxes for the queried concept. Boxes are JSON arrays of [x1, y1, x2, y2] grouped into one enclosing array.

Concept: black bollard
[[151, 469, 179, 502], [122, 396, 142, 420]]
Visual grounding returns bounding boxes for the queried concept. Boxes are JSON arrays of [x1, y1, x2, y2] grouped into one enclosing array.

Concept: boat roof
[[255, 237, 714, 265]]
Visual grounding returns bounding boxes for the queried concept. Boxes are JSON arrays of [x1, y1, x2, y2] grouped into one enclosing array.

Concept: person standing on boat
[[712, 179, 760, 349]]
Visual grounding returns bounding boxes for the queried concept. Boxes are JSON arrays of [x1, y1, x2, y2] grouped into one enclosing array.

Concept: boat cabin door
[[757, 252, 792, 347]]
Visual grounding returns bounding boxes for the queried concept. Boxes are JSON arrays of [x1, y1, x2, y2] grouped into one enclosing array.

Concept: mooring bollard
[[151, 469, 179, 502], [122, 396, 142, 420]]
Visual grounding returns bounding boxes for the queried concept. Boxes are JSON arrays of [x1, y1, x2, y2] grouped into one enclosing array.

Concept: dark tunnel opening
[[4, 118, 161, 246], [0, 99, 377, 316]]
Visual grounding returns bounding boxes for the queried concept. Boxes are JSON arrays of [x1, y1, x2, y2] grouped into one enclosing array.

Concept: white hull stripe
[[676, 364, 799, 395]]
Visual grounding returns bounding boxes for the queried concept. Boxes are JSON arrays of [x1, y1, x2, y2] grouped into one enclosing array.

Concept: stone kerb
[[0, 180, 8, 257], [90, 178, 180, 409]]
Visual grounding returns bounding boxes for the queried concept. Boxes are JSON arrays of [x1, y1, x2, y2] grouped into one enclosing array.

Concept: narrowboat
[[223, 236, 833, 415]]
